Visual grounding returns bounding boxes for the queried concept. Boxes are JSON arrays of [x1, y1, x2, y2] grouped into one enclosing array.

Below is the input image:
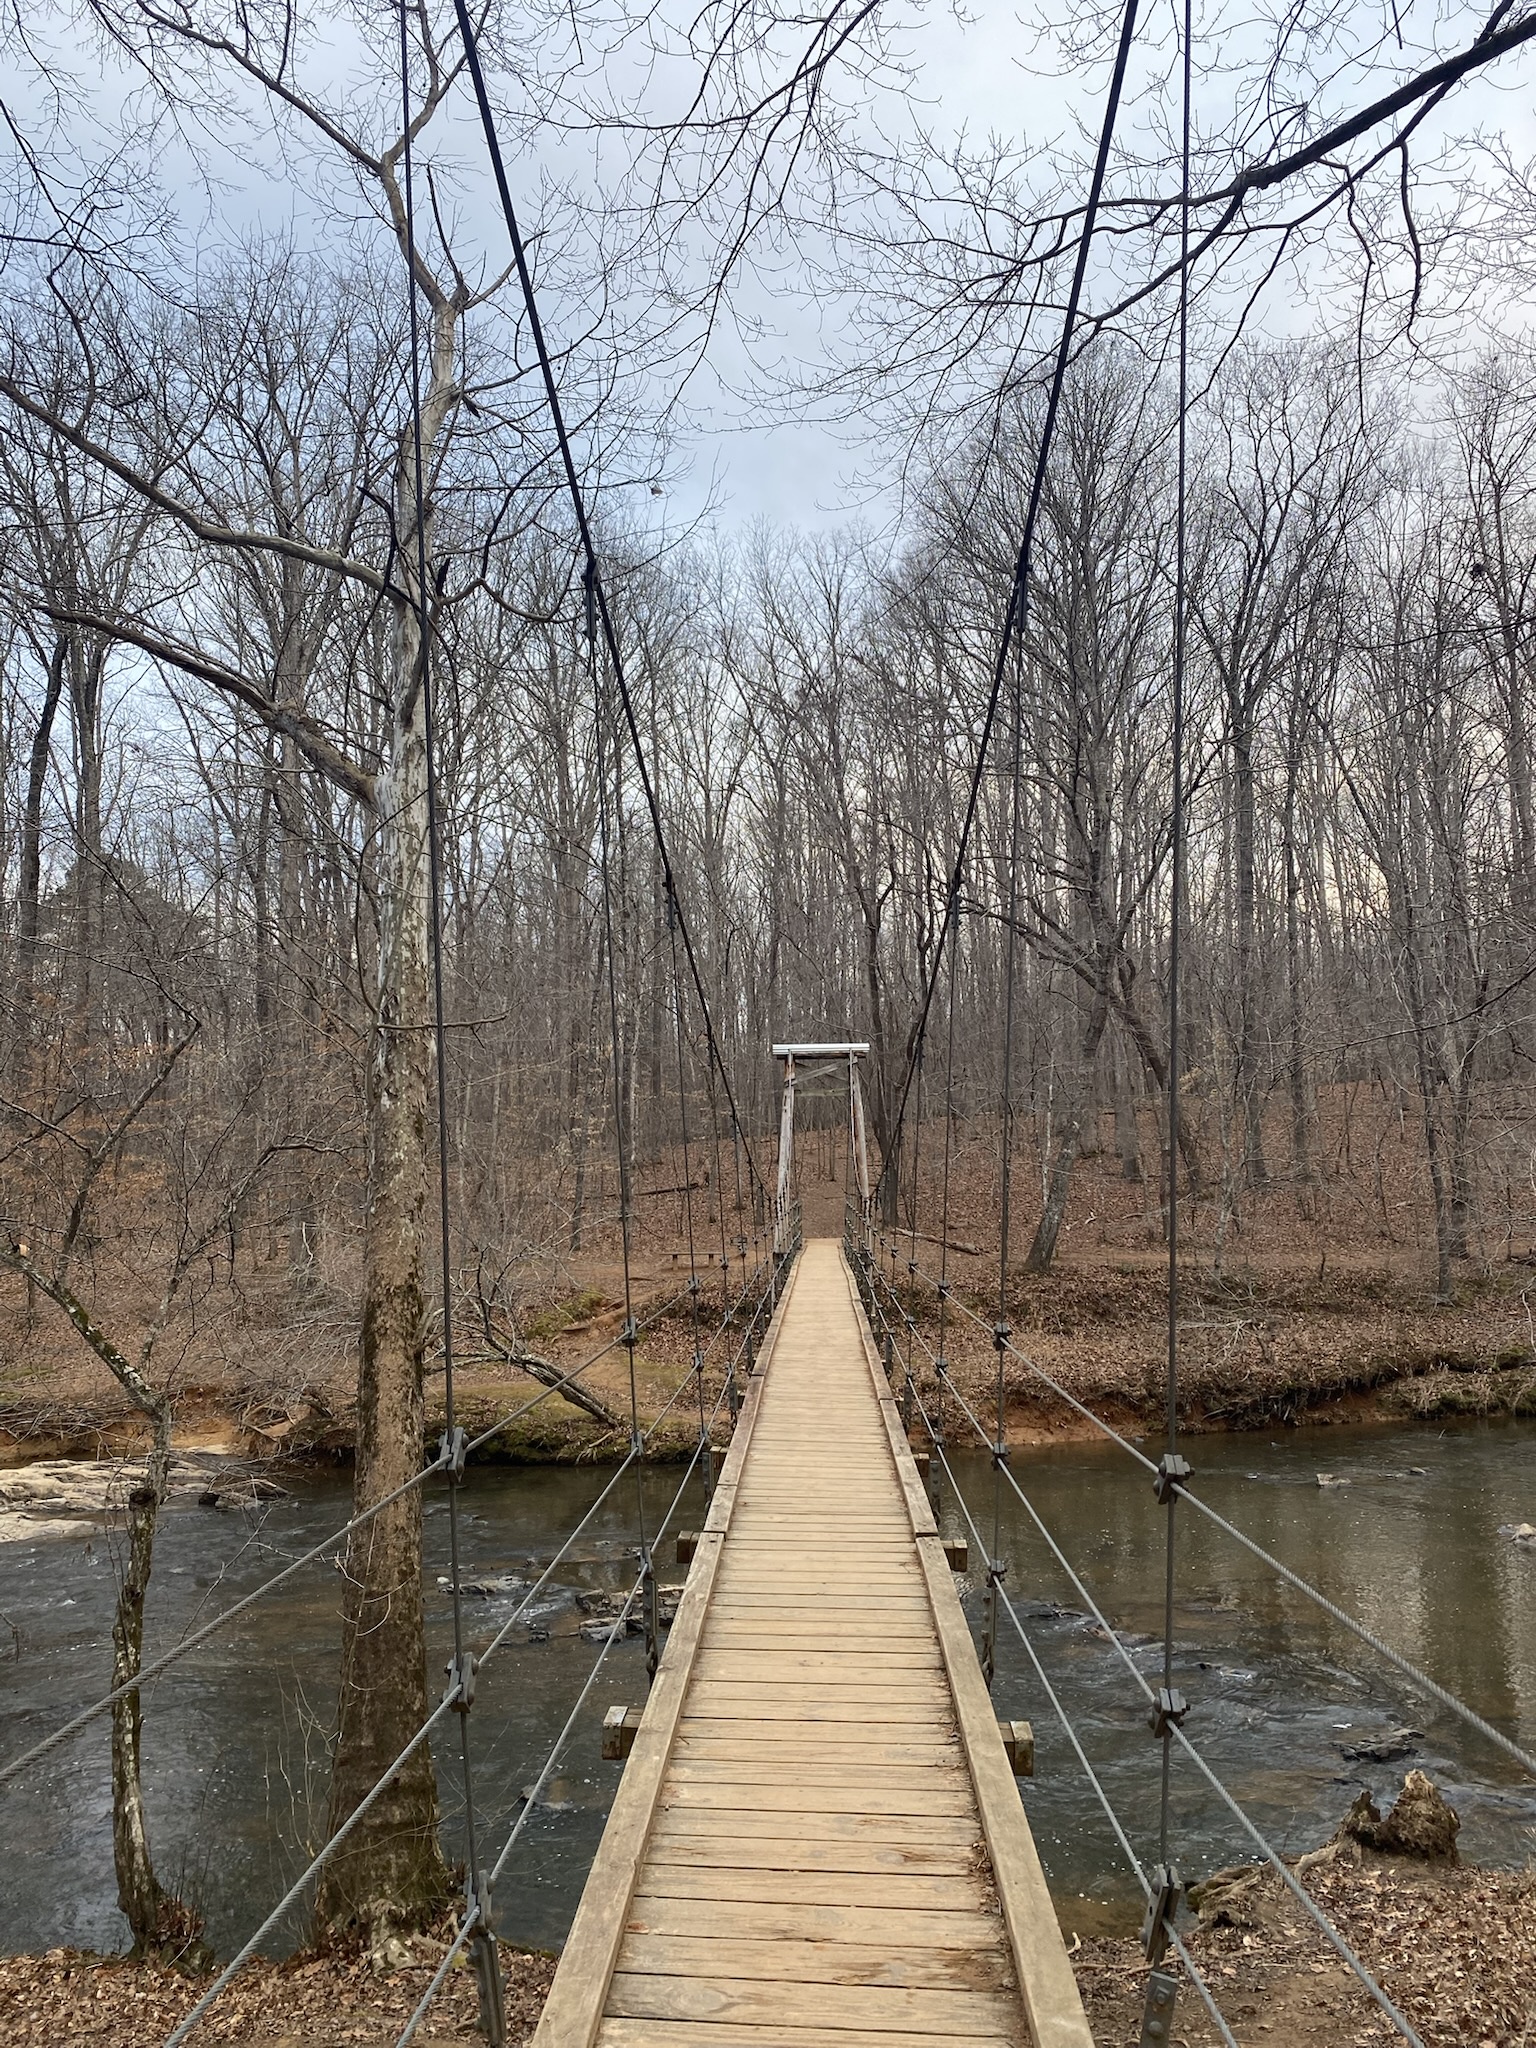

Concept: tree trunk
[[1282, 736, 1314, 1201], [111, 1418, 208, 1962], [1023, 989, 1109, 1273], [16, 635, 67, 1077], [1230, 707, 1269, 1186], [316, 307, 458, 1932], [70, 639, 105, 1037], [1112, 1035, 1143, 1182]]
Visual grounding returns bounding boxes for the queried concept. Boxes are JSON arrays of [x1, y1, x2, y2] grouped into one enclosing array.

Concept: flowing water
[[1, 1420, 1533, 1959]]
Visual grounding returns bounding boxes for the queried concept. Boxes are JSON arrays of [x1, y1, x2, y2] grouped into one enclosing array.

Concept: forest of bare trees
[[5, 0, 1536, 1980], [12, 309, 1536, 1290]]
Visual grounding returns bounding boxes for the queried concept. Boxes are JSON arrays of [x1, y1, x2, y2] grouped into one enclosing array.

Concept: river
[[1, 1419, 1532, 1958]]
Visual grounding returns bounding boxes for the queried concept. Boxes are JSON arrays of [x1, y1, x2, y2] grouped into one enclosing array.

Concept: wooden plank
[[528, 1256, 800, 2048], [659, 1782, 977, 1818], [678, 1695, 944, 1725], [644, 1834, 983, 1878], [598, 2020, 1019, 2048], [689, 1668, 948, 1694], [665, 1760, 970, 1788], [694, 1647, 942, 1670], [672, 1735, 964, 1767], [707, 1590, 932, 1607], [613, 1933, 1013, 1994], [836, 1246, 1094, 2048], [650, 1809, 982, 1845], [628, 1865, 994, 1912], [687, 1673, 948, 1698], [700, 1623, 941, 1643], [604, 1974, 1025, 2040]]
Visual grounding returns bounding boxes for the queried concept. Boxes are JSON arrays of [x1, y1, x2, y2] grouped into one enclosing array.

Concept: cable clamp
[[1138, 1967, 1179, 2048], [1147, 1687, 1188, 1737], [687, 1274, 701, 1296], [935, 1353, 949, 1378], [620, 1317, 639, 1349], [468, 1882, 507, 2046], [991, 1442, 1011, 1470], [907, 1259, 918, 1277], [936, 1281, 950, 1300], [1153, 1453, 1192, 1504], [692, 1346, 705, 1374], [439, 1426, 467, 1480], [1139, 1862, 1183, 1966], [992, 1320, 1011, 1351], [631, 1428, 644, 1458], [445, 1650, 477, 1712], [986, 1558, 1008, 1586]]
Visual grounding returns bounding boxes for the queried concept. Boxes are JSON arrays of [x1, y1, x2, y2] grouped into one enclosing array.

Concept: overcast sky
[[20, 0, 1536, 538]]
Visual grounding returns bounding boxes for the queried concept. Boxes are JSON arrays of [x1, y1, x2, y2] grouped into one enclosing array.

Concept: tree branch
[[46, 604, 376, 809]]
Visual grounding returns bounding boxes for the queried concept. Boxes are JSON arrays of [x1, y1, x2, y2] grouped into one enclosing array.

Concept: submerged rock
[[1338, 1727, 1422, 1763]]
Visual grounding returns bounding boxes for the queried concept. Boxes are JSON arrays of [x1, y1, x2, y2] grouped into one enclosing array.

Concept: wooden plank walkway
[[532, 1240, 1092, 2048]]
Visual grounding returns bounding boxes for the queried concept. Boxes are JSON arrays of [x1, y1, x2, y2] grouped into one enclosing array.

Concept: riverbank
[[906, 1253, 1536, 1444], [3, 1849, 1531, 2045], [6, 1253, 1536, 1475]]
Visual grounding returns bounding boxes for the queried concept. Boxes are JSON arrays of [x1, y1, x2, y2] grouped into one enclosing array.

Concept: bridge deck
[[532, 1240, 1091, 2048]]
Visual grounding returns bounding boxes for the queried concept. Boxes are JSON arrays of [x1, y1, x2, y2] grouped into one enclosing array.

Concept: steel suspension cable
[[446, 0, 767, 1218], [905, 1374, 1426, 2048], [871, 0, 1145, 1216], [931, 894, 964, 1511], [666, 887, 710, 1485], [585, 567, 658, 1691], [1155, 0, 1196, 1915]]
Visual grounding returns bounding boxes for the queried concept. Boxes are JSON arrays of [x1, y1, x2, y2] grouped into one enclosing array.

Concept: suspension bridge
[[534, 1237, 1088, 2048], [5, 0, 1536, 2040]]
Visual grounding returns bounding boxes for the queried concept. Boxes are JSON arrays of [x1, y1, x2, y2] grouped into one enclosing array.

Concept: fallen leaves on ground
[[1074, 1857, 1536, 2047], [0, 1938, 556, 2048]]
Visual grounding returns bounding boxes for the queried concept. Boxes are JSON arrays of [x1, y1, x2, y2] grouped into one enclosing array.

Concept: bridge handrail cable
[[891, 1345, 1427, 2048], [158, 1289, 759, 2047], [0, 1259, 772, 1791], [866, 1238, 1536, 1781]]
